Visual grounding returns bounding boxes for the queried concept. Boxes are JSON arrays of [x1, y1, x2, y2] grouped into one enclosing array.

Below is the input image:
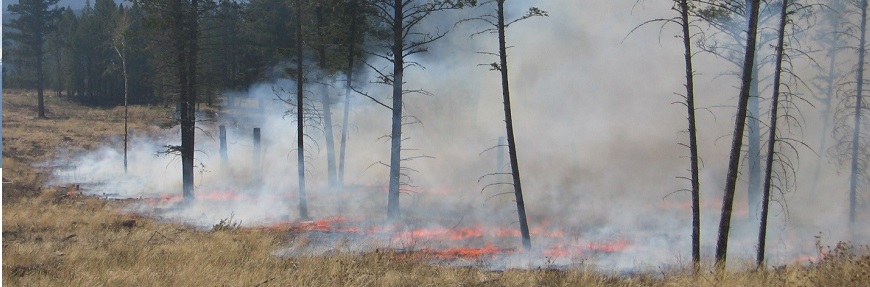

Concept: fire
[[254, 216, 633, 261], [422, 244, 505, 259]]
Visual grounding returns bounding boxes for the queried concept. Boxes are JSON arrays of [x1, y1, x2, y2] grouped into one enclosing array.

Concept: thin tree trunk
[[176, 0, 195, 201], [757, 0, 788, 269], [316, 4, 338, 189], [339, 0, 359, 187], [37, 40, 46, 118], [679, 0, 701, 273], [811, 44, 838, 193], [745, 0, 761, 218], [296, 0, 310, 219], [114, 46, 128, 174], [849, 0, 868, 239], [387, 0, 404, 221], [748, 66, 762, 219], [715, 0, 761, 268], [498, 0, 531, 251]]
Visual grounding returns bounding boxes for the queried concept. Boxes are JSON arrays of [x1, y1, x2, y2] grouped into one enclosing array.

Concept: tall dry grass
[[3, 90, 869, 286]]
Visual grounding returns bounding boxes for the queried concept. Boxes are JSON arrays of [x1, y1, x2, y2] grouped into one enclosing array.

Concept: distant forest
[[2, 0, 368, 106]]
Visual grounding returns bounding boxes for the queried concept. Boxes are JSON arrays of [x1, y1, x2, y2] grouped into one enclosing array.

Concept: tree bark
[[387, 0, 404, 221], [296, 0, 310, 220], [715, 0, 761, 268], [678, 0, 701, 273], [757, 0, 788, 269], [175, 0, 195, 201], [498, 0, 531, 251]]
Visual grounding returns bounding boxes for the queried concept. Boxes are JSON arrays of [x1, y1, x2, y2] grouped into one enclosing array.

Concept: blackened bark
[[757, 0, 788, 268], [175, 0, 195, 201], [715, 0, 761, 268], [498, 0, 531, 251], [387, 0, 404, 221], [297, 0, 310, 219], [678, 0, 701, 272]]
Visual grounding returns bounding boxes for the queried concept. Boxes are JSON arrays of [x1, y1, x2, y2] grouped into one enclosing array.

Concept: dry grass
[[3, 89, 870, 286]]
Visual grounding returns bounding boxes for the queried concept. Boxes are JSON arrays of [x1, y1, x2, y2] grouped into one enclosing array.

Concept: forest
[[3, 0, 870, 284]]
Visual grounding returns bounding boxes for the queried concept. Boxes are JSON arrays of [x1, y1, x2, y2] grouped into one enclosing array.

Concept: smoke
[[50, 0, 867, 271]]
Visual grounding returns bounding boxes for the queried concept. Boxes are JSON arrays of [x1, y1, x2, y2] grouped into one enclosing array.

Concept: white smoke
[[49, 0, 866, 272]]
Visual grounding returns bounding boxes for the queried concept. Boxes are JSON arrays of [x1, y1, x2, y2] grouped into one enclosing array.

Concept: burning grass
[[4, 90, 870, 286]]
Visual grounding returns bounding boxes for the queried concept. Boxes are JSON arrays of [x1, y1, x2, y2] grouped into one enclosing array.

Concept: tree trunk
[[747, 64, 762, 219], [757, 0, 788, 269], [175, 0, 195, 201], [387, 0, 404, 221], [715, 0, 761, 268], [679, 0, 701, 273], [811, 38, 839, 193], [849, 0, 868, 239], [296, 0, 310, 220], [37, 40, 46, 118], [339, 0, 359, 188], [316, 4, 338, 189], [498, 0, 531, 251]]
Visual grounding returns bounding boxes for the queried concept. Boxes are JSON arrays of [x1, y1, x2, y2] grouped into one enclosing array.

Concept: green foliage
[[3, 0, 374, 107]]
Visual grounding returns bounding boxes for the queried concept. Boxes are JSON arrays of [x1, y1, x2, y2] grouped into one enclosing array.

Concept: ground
[[2, 89, 869, 286]]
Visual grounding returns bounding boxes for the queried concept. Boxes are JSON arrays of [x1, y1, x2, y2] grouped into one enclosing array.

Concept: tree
[[833, 0, 870, 239], [295, 0, 310, 219], [364, 0, 475, 221], [695, 0, 781, 219], [676, 0, 702, 272], [811, 0, 847, 193], [339, 0, 363, 187], [714, 0, 760, 267], [314, 1, 338, 189], [757, 0, 789, 268], [111, 10, 132, 174], [4, 0, 63, 118], [464, 0, 546, 251]]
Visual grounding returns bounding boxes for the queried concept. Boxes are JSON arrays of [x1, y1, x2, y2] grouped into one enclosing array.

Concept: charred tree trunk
[[387, 0, 404, 221], [316, 4, 338, 189], [296, 0, 310, 220], [497, 0, 531, 251], [715, 0, 761, 268], [678, 0, 701, 272], [757, 0, 788, 269], [339, 0, 359, 188], [849, 0, 868, 238], [174, 0, 195, 201], [744, 0, 762, 220]]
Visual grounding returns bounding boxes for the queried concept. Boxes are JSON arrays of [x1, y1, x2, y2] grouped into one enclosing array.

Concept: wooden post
[[219, 125, 228, 167]]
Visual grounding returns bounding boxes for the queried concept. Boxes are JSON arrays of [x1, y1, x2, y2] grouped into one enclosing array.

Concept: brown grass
[[3, 89, 870, 286]]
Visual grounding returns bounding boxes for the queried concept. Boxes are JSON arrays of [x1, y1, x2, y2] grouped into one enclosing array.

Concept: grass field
[[3, 89, 869, 286]]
